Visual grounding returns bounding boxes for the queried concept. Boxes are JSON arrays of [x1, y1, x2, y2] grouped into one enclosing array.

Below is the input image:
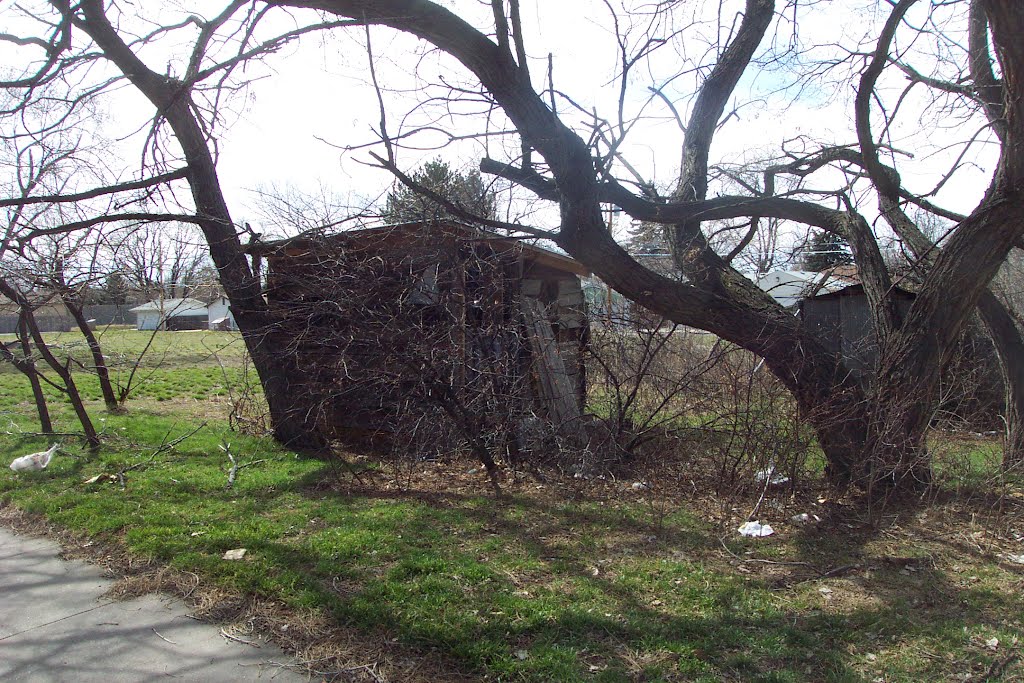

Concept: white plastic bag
[[737, 520, 775, 537], [9, 444, 58, 472]]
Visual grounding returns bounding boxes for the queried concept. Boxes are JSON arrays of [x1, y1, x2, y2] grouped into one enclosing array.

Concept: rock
[[222, 548, 247, 560]]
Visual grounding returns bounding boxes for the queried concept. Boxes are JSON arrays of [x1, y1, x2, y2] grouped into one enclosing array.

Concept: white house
[[130, 296, 238, 331], [206, 296, 237, 330], [755, 269, 851, 309], [129, 298, 209, 331]]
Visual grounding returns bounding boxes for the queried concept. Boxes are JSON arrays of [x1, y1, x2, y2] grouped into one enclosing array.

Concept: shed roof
[[247, 220, 591, 277], [129, 298, 208, 316], [800, 282, 917, 302]]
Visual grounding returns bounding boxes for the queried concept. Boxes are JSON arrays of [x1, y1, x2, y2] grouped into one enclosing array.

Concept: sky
[[0, 0, 1000, 256]]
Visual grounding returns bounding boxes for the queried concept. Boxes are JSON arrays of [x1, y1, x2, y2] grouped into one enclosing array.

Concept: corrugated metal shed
[[799, 283, 916, 383]]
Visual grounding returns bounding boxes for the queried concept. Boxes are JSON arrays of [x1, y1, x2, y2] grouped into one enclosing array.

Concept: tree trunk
[[17, 317, 53, 434], [63, 297, 120, 413], [872, 192, 1024, 485], [74, 1, 331, 453], [10, 294, 100, 452], [976, 291, 1024, 467], [244, 328, 330, 450], [0, 319, 54, 434]]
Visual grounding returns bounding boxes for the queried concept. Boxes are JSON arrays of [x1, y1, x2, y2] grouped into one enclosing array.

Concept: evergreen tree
[[101, 272, 129, 305], [801, 230, 853, 272], [383, 158, 497, 223]]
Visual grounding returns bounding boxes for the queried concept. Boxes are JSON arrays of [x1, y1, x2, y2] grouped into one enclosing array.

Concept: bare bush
[[586, 313, 814, 494]]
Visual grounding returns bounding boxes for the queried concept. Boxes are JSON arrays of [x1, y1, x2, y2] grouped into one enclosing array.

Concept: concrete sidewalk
[[0, 527, 308, 682]]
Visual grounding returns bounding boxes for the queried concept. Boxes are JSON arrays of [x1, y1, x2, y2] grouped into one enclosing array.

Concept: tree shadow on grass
[[271, 464, 1024, 681], [10, 455, 1020, 682]]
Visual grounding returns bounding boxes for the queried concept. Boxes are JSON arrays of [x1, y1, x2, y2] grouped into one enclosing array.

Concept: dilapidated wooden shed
[[248, 220, 591, 446]]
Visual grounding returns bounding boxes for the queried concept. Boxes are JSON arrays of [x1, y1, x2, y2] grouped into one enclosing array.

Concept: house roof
[[129, 298, 208, 316], [755, 269, 849, 303], [824, 264, 861, 282], [247, 219, 591, 277]]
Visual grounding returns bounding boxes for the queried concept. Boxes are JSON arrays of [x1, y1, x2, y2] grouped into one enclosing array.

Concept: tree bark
[[868, 199, 1024, 490], [18, 317, 54, 434]]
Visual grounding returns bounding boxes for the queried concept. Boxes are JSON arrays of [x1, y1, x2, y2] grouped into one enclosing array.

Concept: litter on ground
[[754, 467, 789, 486], [738, 521, 775, 537]]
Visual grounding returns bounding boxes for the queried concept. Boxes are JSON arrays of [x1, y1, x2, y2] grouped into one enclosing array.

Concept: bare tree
[[0, 275, 100, 451], [0, 122, 105, 446], [252, 0, 1024, 492], [34, 237, 121, 412], [4, 0, 1023, 490], [108, 225, 210, 300], [0, 316, 54, 434], [1, 1, 364, 451]]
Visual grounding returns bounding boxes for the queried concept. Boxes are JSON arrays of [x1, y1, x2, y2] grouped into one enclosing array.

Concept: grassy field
[[0, 327, 249, 409], [1, 329, 1022, 682]]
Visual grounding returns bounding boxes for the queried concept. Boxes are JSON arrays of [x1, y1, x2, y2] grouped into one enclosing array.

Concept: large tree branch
[[0, 168, 189, 208], [852, 0, 918, 340], [185, 0, 249, 82], [969, 0, 1006, 142], [14, 213, 204, 246], [675, 0, 774, 203], [481, 156, 862, 236], [981, 0, 1024, 185], [668, 0, 775, 283]]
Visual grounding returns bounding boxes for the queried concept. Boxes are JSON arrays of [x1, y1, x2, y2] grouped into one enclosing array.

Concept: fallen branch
[[967, 652, 1019, 682], [151, 628, 178, 645], [120, 422, 208, 475], [222, 440, 266, 489]]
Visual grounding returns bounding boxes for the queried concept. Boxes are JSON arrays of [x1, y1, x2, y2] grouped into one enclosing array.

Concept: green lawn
[[1, 329, 1022, 682]]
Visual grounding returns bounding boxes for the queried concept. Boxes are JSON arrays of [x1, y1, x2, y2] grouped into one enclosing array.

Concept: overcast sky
[[1, 0, 999, 247]]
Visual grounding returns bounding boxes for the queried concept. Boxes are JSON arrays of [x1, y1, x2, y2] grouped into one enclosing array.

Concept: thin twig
[[224, 447, 237, 489], [219, 627, 260, 648], [223, 438, 266, 489], [152, 628, 177, 645], [120, 422, 207, 475]]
